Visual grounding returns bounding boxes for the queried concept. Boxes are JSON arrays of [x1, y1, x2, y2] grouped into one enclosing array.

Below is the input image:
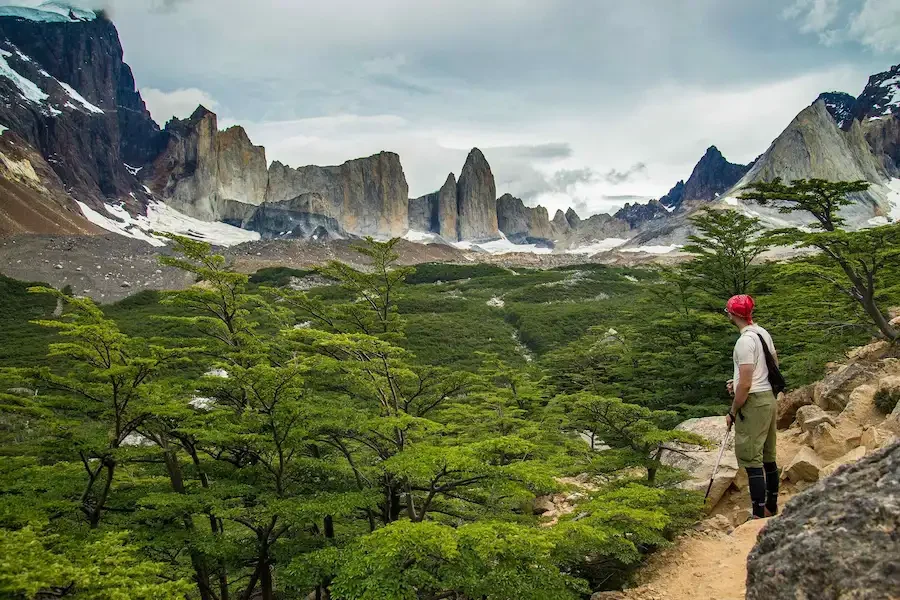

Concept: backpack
[[756, 332, 786, 396]]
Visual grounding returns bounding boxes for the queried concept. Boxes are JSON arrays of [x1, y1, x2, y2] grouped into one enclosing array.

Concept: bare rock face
[[746, 441, 900, 600], [681, 146, 749, 203], [241, 193, 344, 240], [729, 100, 891, 225], [496, 194, 555, 245], [216, 126, 268, 206], [149, 106, 221, 220], [0, 12, 162, 213], [456, 148, 499, 241], [264, 152, 408, 238], [408, 194, 436, 233], [436, 173, 458, 240]]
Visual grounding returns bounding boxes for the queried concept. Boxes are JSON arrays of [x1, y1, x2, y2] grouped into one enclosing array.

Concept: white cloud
[[783, 0, 840, 33], [849, 0, 900, 52], [784, 0, 900, 52], [141, 87, 219, 126]]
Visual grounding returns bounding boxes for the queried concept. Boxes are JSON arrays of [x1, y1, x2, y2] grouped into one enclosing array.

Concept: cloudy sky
[[10, 0, 900, 216]]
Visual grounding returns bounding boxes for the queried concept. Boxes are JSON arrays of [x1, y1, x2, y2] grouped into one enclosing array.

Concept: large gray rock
[[215, 126, 268, 206], [240, 193, 345, 240], [408, 194, 437, 233], [436, 173, 458, 240], [496, 194, 556, 245], [456, 148, 499, 241], [265, 151, 409, 238], [746, 441, 900, 600], [795, 404, 836, 433], [727, 100, 892, 226], [150, 106, 221, 220], [149, 108, 268, 221], [660, 416, 736, 508], [681, 145, 749, 204]]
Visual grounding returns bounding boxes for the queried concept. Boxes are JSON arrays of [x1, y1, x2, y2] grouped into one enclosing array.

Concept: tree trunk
[[88, 458, 115, 528], [163, 449, 214, 600], [861, 294, 899, 341], [259, 559, 274, 600]]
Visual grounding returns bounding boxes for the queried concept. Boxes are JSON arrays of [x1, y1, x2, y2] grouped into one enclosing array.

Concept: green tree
[[682, 209, 772, 300], [739, 177, 871, 231], [741, 179, 899, 340]]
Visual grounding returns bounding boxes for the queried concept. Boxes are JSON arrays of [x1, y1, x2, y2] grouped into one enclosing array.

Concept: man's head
[[725, 294, 754, 328]]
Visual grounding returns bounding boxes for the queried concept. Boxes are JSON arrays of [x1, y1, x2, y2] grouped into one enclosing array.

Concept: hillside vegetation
[[1, 192, 899, 599]]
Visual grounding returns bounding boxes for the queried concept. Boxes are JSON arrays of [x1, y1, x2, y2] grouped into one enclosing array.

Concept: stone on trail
[[820, 446, 866, 478], [794, 404, 836, 433], [746, 441, 900, 600], [784, 446, 823, 482], [809, 422, 851, 462], [777, 384, 814, 428]]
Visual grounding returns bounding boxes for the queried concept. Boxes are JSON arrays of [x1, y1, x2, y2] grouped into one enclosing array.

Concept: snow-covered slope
[[77, 201, 261, 247], [0, 3, 96, 23]]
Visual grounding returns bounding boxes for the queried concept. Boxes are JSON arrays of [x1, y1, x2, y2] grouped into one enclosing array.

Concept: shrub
[[874, 386, 900, 415]]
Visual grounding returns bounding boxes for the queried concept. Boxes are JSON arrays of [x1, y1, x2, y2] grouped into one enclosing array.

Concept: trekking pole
[[704, 427, 731, 501]]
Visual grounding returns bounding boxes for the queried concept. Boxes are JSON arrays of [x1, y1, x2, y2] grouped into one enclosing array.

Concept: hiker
[[724, 294, 779, 519]]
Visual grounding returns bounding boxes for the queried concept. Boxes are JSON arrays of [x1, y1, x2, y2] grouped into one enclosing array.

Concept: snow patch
[[142, 185, 152, 194], [887, 178, 900, 221], [454, 232, 553, 255], [0, 123, 7, 135], [565, 238, 629, 254], [76, 200, 260, 248], [621, 244, 682, 255], [124, 163, 142, 176], [0, 49, 48, 105], [57, 81, 103, 113], [404, 229, 442, 243]]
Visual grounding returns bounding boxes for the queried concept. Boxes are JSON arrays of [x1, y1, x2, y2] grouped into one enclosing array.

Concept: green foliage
[[739, 177, 871, 231], [874, 387, 900, 415], [248, 266, 316, 287], [683, 209, 773, 300], [405, 262, 510, 284], [3, 222, 899, 599], [0, 526, 191, 599]]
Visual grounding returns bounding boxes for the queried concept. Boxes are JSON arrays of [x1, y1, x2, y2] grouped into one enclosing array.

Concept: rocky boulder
[[456, 148, 499, 241], [746, 441, 900, 600], [784, 446, 823, 482], [795, 405, 836, 433], [777, 384, 814, 428], [613, 200, 668, 228], [814, 361, 873, 412], [657, 180, 685, 211], [215, 126, 268, 206], [660, 416, 735, 508]]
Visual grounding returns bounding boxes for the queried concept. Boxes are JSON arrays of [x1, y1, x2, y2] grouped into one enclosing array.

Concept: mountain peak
[[816, 91, 856, 128], [852, 64, 900, 123]]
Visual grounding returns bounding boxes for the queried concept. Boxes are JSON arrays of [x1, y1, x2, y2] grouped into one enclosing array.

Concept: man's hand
[[726, 379, 735, 397], [726, 412, 734, 431]]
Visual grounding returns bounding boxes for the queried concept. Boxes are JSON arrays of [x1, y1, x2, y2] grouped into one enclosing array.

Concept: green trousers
[[734, 390, 777, 468]]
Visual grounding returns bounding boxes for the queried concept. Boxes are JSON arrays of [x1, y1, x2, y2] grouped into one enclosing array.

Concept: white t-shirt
[[732, 324, 776, 393]]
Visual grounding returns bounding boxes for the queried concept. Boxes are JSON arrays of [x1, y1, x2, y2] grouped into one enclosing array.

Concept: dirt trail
[[607, 518, 767, 600], [603, 432, 808, 600]]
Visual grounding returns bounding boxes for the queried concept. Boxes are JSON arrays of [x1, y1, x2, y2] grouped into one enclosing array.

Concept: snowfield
[[564, 238, 629, 254], [453, 233, 553, 255], [888, 178, 900, 221], [77, 200, 261, 247]]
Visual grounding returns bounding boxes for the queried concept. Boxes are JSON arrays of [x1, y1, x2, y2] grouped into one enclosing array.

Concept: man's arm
[[727, 363, 755, 428]]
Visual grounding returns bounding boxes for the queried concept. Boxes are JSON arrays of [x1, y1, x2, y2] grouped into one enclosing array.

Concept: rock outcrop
[[496, 194, 556, 245], [818, 91, 857, 129], [0, 9, 162, 218], [456, 148, 499, 241], [658, 180, 685, 211], [850, 64, 900, 176], [408, 173, 458, 239], [264, 152, 408, 238], [216, 126, 269, 206], [681, 146, 749, 204], [614, 200, 669, 228], [746, 441, 900, 600], [727, 100, 892, 225]]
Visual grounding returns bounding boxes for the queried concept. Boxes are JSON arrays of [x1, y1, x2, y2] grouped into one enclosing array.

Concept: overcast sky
[[9, 0, 900, 216]]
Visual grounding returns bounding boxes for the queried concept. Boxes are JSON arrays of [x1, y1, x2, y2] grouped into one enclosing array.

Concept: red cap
[[726, 295, 754, 322]]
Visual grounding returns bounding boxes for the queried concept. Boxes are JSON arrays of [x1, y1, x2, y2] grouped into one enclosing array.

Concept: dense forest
[[1, 180, 898, 599]]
